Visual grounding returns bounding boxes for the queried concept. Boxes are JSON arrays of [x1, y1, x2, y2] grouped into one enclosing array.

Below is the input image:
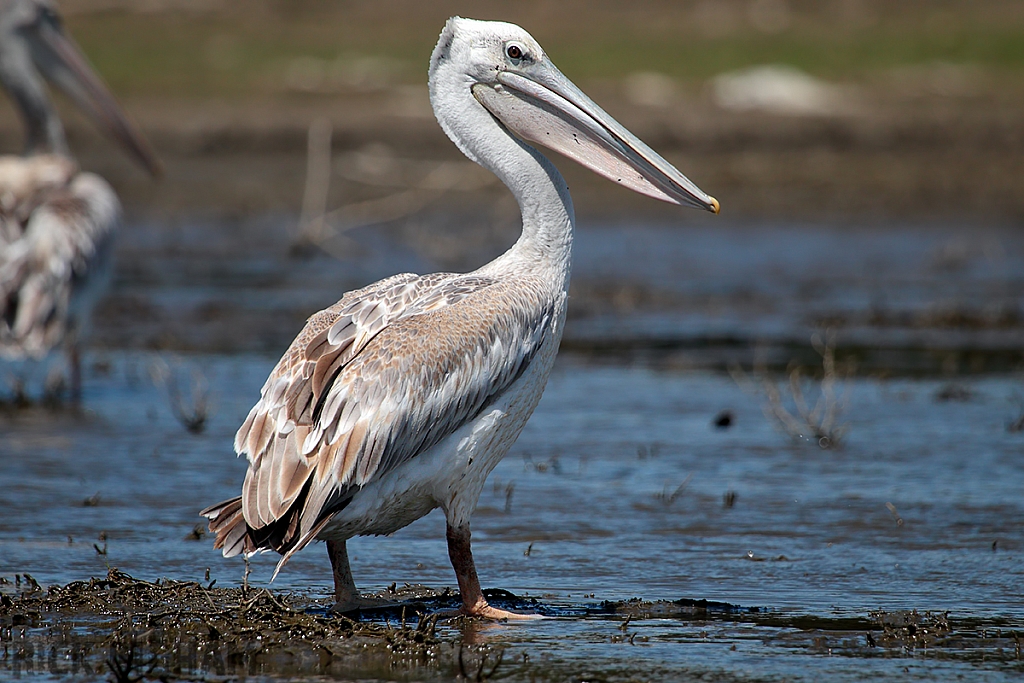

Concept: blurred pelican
[[203, 17, 717, 620], [0, 0, 160, 400]]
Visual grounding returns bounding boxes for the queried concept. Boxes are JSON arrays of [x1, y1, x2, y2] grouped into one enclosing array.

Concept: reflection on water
[[1, 351, 1022, 681]]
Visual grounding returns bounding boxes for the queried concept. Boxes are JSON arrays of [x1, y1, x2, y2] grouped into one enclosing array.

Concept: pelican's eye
[[506, 43, 524, 62], [38, 2, 60, 25]]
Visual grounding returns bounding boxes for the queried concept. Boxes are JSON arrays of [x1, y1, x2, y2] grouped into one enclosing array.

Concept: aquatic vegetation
[[2, 570, 1021, 681], [0, 569, 442, 680], [732, 330, 849, 449], [870, 609, 951, 650], [0, 377, 30, 409], [0, 372, 69, 410], [457, 644, 506, 682], [934, 383, 975, 402], [149, 356, 210, 434], [653, 474, 693, 507], [1008, 393, 1024, 433]]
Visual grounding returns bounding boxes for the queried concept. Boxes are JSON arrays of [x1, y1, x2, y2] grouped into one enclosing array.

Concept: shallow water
[[2, 351, 1022, 681], [2, 218, 1024, 680]]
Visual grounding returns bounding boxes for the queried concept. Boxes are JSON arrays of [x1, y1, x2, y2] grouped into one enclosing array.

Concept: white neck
[[429, 54, 574, 289], [0, 42, 69, 157]]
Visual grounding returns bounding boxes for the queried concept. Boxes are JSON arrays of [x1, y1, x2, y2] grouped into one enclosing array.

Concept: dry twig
[[149, 356, 210, 434], [732, 330, 849, 449], [295, 117, 334, 249], [292, 142, 495, 259]]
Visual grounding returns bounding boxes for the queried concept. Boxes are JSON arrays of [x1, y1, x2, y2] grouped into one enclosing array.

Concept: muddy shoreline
[[2, 569, 1019, 682], [9, 88, 1023, 222]]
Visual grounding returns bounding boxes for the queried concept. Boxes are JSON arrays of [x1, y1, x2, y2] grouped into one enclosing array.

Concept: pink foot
[[445, 523, 543, 621], [463, 602, 543, 621]]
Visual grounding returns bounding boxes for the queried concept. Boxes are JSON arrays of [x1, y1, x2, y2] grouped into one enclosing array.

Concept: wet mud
[[1, 568, 442, 680], [2, 570, 1021, 682]]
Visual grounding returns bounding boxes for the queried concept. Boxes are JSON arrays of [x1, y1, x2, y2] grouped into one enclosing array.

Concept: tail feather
[[270, 513, 335, 581], [221, 520, 251, 558], [202, 482, 349, 577], [200, 492, 332, 567], [201, 496, 255, 557]]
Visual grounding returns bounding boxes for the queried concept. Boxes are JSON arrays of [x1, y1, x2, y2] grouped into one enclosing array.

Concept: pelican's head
[[429, 17, 718, 213], [0, 0, 161, 175]]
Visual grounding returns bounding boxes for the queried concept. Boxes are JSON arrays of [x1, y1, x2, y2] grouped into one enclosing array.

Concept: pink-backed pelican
[[0, 0, 160, 400], [203, 17, 718, 620]]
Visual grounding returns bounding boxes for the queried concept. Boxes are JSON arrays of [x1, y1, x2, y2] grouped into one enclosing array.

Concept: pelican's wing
[[227, 270, 556, 561], [0, 172, 118, 357], [233, 269, 453, 470]]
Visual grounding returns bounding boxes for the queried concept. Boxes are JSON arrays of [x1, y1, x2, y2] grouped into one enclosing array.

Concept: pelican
[[0, 0, 160, 400], [203, 17, 718, 620]]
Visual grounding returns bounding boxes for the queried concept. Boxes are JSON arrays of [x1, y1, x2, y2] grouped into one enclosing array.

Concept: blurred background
[[14, 0, 1023, 217], [0, 0, 1018, 366]]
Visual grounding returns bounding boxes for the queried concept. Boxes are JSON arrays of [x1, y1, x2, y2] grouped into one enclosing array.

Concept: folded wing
[[205, 269, 556, 567]]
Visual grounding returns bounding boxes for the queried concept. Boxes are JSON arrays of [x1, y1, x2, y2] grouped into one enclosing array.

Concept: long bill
[[28, 19, 162, 177], [472, 61, 718, 213]]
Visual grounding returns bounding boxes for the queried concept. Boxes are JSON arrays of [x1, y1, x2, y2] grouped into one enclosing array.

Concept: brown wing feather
[[219, 271, 455, 537]]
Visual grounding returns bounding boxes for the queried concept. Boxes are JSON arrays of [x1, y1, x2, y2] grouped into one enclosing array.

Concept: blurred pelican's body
[[0, 0, 159, 399]]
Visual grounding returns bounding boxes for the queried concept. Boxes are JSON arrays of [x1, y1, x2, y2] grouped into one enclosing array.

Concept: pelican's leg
[[327, 539, 360, 611], [68, 340, 81, 404], [446, 522, 540, 620]]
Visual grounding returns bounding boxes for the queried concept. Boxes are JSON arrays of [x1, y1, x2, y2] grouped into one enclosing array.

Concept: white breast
[[319, 297, 565, 541]]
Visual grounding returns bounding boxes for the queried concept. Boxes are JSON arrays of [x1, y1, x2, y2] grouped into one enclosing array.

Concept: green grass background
[[61, 0, 1024, 98]]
